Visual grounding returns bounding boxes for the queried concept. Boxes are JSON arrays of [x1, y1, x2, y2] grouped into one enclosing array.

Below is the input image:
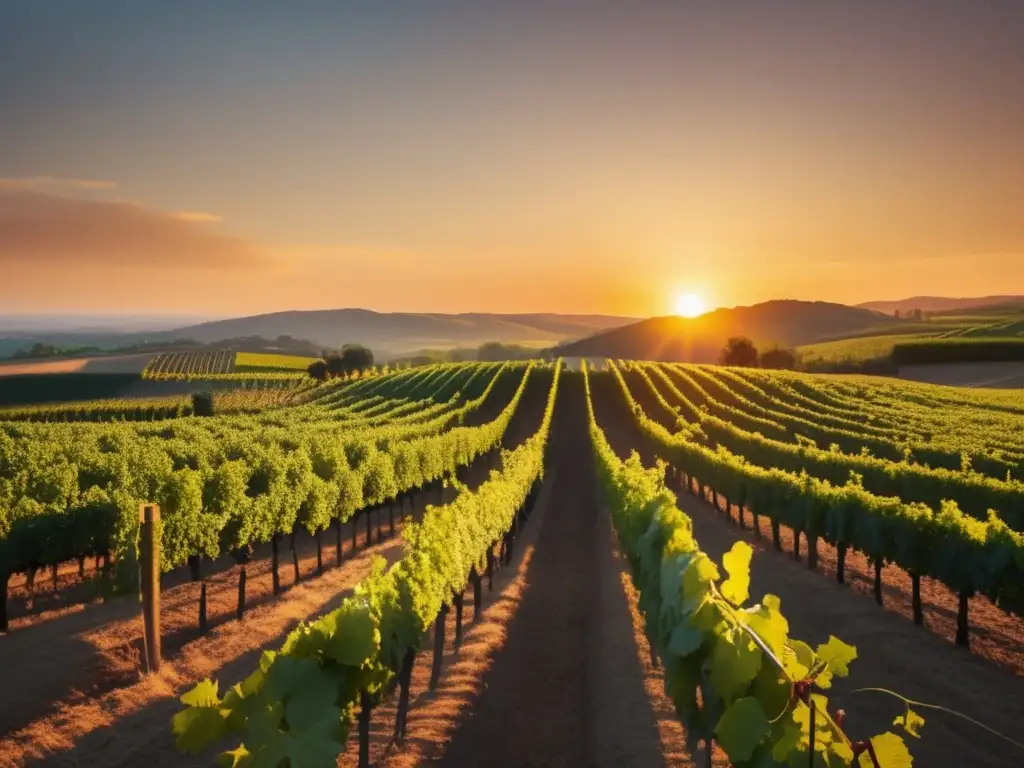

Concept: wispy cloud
[[171, 210, 223, 223], [0, 176, 117, 190], [0, 189, 261, 269]]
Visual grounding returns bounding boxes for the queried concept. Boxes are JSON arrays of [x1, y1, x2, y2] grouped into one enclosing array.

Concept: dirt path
[[591, 370, 1024, 768], [0, 532, 406, 767], [432, 374, 686, 767]]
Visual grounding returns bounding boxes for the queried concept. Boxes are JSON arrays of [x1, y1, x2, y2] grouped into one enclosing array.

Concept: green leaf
[[681, 552, 719, 614], [667, 622, 704, 658], [815, 636, 857, 682], [180, 679, 221, 708], [324, 604, 379, 666], [783, 639, 814, 680], [714, 696, 770, 762], [171, 706, 228, 754], [709, 625, 763, 701], [893, 707, 926, 738], [248, 707, 345, 768], [284, 671, 342, 731], [771, 713, 804, 762], [261, 656, 324, 704], [858, 733, 912, 768], [721, 541, 753, 606], [743, 599, 790, 659]]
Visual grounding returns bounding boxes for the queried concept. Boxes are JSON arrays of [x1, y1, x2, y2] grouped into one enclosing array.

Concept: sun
[[674, 292, 707, 318]]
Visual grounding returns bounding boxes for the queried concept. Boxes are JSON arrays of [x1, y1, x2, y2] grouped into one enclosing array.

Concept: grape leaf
[[172, 705, 228, 754], [743, 599, 789, 659], [714, 696, 770, 762], [709, 625, 763, 701], [893, 707, 926, 738], [858, 733, 912, 768], [247, 707, 345, 768], [721, 541, 753, 606], [284, 671, 342, 731], [771, 713, 804, 762], [668, 622, 704, 658], [681, 552, 719, 614], [324, 604, 378, 666], [815, 635, 857, 686], [181, 679, 221, 708]]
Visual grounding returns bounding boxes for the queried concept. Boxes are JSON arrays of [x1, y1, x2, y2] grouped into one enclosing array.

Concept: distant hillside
[[858, 295, 1024, 315], [555, 301, 892, 362], [159, 310, 636, 357]]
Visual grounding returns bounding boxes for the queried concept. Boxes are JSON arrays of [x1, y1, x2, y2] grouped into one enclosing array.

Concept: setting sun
[[674, 292, 707, 318]]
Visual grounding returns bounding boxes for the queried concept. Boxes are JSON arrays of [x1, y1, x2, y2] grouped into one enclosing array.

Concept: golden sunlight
[[673, 292, 707, 318]]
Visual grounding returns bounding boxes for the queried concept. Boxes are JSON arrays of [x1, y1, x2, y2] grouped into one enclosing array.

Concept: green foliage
[[0, 362, 526, 574], [582, 362, 910, 766], [612, 361, 1024, 617], [171, 361, 562, 764]]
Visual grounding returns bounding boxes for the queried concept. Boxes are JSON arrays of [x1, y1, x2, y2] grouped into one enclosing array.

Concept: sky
[[2, 1, 1023, 317]]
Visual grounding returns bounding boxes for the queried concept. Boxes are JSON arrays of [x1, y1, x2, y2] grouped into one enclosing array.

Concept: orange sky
[[2, 4, 1023, 316]]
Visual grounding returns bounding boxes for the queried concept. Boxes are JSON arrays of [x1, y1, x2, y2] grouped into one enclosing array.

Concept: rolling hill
[[858, 295, 1024, 315], [157, 310, 636, 356], [554, 300, 893, 362]]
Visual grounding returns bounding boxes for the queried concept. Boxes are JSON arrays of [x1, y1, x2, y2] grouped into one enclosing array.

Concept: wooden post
[[187, 554, 202, 582], [198, 581, 208, 634], [78, 556, 86, 579], [237, 567, 247, 621], [389, 503, 396, 537], [771, 521, 781, 551], [365, 507, 373, 548], [873, 560, 884, 606], [271, 534, 281, 596], [139, 503, 162, 673], [51, 562, 59, 589], [836, 543, 847, 584], [793, 531, 801, 561], [292, 548, 300, 584], [352, 513, 359, 550], [807, 535, 818, 572], [429, 604, 449, 691]]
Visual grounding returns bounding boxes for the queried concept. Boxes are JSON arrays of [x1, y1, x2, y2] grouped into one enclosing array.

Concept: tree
[[340, 344, 374, 372], [719, 337, 759, 367], [307, 359, 329, 381], [308, 344, 374, 380], [759, 347, 797, 370]]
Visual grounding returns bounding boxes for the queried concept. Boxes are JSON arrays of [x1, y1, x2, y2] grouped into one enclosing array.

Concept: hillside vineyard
[[2, 362, 1024, 766]]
